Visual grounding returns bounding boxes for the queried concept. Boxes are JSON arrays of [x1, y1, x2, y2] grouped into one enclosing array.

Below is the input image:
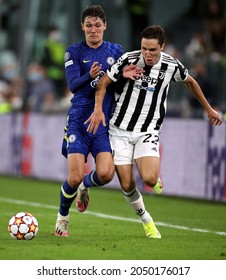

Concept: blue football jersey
[[64, 41, 124, 134]]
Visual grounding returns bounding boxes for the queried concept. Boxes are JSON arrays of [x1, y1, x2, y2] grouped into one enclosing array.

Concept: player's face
[[141, 38, 164, 66], [81, 16, 106, 48]]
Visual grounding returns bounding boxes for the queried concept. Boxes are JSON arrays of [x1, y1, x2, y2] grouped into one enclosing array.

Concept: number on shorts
[[143, 133, 159, 145]]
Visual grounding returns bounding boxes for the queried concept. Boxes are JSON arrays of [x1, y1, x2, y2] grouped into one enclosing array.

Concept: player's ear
[[161, 43, 165, 51], [103, 22, 107, 30], [81, 23, 84, 31]]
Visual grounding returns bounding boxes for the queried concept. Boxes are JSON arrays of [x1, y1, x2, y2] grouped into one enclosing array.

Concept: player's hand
[[90, 62, 102, 78], [84, 110, 106, 134], [123, 64, 144, 80], [207, 108, 223, 126]]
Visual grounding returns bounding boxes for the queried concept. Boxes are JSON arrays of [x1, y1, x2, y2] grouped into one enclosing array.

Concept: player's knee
[[119, 177, 136, 192], [98, 173, 113, 184], [121, 185, 133, 192], [143, 175, 158, 187], [68, 175, 83, 188], [97, 166, 115, 184]]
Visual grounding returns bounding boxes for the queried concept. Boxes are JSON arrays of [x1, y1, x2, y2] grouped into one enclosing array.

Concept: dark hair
[[47, 25, 59, 33], [140, 25, 166, 46], [81, 5, 106, 23]]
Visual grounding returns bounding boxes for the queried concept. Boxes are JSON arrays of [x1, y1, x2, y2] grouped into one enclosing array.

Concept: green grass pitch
[[0, 175, 226, 260]]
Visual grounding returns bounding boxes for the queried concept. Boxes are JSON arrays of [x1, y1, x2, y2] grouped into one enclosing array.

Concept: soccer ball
[[8, 212, 38, 240]]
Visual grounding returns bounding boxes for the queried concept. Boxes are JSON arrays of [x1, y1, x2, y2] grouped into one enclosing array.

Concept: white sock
[[122, 188, 151, 224], [57, 212, 69, 221], [78, 181, 86, 191]]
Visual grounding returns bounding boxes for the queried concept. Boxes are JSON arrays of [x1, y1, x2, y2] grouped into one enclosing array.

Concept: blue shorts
[[61, 116, 112, 161]]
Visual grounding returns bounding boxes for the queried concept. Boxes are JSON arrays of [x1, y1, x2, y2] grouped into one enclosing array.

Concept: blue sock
[[59, 180, 77, 216], [83, 170, 103, 188]]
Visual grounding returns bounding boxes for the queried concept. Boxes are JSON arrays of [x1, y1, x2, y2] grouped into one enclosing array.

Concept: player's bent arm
[[184, 75, 212, 110], [67, 62, 102, 92], [184, 75, 222, 126], [94, 74, 113, 111], [85, 74, 113, 134]]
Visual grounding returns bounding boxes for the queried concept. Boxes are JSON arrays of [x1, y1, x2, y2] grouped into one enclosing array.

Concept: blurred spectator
[[10, 76, 24, 111], [41, 87, 72, 113], [41, 25, 66, 98], [0, 59, 23, 112], [126, 0, 151, 49], [204, 0, 226, 57], [0, 80, 12, 114], [185, 31, 210, 61], [187, 62, 215, 118], [26, 62, 56, 112], [0, 80, 22, 114], [56, 87, 71, 112], [164, 36, 181, 58], [0, 60, 18, 83]]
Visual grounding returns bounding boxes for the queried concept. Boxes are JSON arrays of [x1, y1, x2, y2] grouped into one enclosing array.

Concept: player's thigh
[[136, 156, 160, 186], [109, 135, 134, 165], [134, 131, 160, 160], [133, 131, 160, 184], [91, 133, 115, 182], [95, 152, 115, 182], [67, 153, 85, 187], [115, 164, 135, 192], [91, 132, 112, 157]]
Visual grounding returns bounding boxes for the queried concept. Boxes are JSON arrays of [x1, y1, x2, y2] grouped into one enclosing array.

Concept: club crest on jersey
[[68, 134, 76, 143], [107, 57, 115, 65], [159, 70, 166, 80]]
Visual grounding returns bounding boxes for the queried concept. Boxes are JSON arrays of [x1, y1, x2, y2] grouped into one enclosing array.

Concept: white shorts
[[109, 125, 160, 165]]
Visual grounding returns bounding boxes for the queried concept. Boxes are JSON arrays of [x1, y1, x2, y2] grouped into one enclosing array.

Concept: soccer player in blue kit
[[55, 5, 124, 236]]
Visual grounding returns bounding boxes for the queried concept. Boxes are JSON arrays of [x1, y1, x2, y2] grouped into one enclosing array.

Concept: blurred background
[[0, 0, 225, 201], [0, 0, 226, 117]]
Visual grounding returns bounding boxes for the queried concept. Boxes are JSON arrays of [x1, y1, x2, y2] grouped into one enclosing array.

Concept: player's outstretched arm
[[85, 74, 113, 134], [184, 75, 222, 126]]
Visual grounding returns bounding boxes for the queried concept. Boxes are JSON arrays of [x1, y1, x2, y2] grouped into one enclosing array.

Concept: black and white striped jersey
[[107, 50, 189, 132]]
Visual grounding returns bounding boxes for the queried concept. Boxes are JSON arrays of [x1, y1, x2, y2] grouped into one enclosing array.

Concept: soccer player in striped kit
[[84, 25, 222, 239]]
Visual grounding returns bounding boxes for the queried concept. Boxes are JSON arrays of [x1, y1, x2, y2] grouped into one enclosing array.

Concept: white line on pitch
[[1, 197, 226, 237]]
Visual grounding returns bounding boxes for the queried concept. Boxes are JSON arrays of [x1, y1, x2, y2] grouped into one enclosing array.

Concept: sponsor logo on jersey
[[134, 84, 155, 92], [83, 59, 91, 63], [135, 75, 157, 85], [90, 71, 105, 88]]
